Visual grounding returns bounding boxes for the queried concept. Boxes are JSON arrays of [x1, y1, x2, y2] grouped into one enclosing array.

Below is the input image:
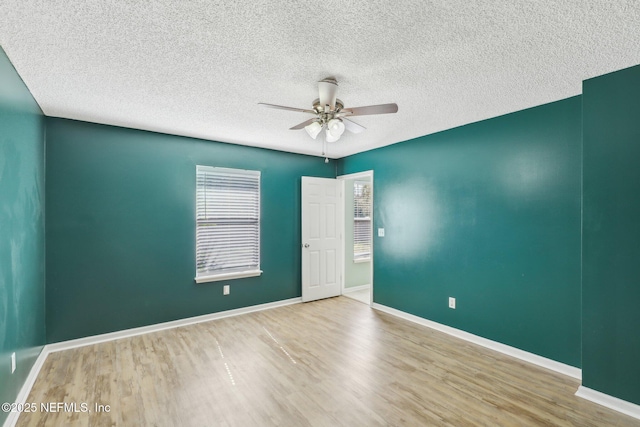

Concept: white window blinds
[[196, 166, 261, 281], [353, 181, 372, 260]]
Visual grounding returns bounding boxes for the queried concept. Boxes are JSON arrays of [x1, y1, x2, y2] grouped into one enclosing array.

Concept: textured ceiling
[[1, 1, 640, 158]]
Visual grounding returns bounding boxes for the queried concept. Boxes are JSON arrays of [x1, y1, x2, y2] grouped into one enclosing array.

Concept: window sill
[[353, 257, 371, 264], [195, 270, 263, 283]]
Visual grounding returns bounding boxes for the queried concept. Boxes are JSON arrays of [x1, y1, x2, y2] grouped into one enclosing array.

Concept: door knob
[[304, 243, 310, 248]]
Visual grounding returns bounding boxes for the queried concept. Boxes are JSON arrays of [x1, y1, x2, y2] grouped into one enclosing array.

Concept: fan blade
[[318, 78, 338, 111], [343, 118, 366, 134], [290, 118, 319, 130], [341, 103, 398, 116], [258, 103, 315, 114]]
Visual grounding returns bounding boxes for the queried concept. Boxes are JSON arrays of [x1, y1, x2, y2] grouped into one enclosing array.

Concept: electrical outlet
[[449, 297, 456, 309], [223, 285, 230, 295], [378, 228, 385, 237], [11, 352, 16, 374]]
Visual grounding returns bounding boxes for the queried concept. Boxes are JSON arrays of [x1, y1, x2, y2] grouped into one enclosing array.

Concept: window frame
[[194, 165, 262, 283], [353, 180, 372, 262]]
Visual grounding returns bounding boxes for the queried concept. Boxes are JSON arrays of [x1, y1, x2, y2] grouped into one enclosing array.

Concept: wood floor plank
[[16, 297, 640, 426]]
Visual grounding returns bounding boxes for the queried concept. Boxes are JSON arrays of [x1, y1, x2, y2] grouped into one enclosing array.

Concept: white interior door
[[301, 176, 342, 302]]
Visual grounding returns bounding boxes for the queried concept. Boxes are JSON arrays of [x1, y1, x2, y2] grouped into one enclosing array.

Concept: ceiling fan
[[259, 77, 398, 143]]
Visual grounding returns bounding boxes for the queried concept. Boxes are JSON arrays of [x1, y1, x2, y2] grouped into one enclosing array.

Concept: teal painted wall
[[0, 46, 46, 425], [45, 118, 334, 342], [582, 64, 640, 405], [343, 177, 371, 289], [339, 97, 582, 366]]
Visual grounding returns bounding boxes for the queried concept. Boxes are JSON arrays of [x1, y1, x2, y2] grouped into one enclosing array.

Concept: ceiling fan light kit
[[304, 121, 323, 139], [326, 118, 345, 142], [259, 77, 398, 154]]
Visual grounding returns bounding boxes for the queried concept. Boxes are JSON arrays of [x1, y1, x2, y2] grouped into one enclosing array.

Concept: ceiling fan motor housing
[[312, 98, 344, 125]]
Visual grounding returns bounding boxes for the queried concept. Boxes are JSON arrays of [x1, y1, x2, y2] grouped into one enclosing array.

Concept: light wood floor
[[342, 288, 370, 305], [17, 297, 640, 426]]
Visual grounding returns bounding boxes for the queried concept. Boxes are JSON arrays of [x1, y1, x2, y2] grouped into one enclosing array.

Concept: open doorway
[[338, 171, 373, 306]]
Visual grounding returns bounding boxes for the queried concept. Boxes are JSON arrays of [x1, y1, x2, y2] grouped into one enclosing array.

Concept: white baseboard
[[7, 298, 638, 424], [342, 284, 371, 294], [576, 386, 640, 420], [371, 303, 582, 380], [3, 297, 301, 427], [46, 297, 302, 353], [2, 348, 49, 427]]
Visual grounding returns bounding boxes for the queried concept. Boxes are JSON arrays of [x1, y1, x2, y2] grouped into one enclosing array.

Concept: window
[[353, 181, 372, 261], [195, 166, 261, 283]]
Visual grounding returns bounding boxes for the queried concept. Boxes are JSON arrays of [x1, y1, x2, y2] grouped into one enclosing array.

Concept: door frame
[[337, 170, 374, 306]]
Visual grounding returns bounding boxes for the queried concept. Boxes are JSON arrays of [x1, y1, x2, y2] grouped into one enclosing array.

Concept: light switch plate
[[378, 228, 385, 237]]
